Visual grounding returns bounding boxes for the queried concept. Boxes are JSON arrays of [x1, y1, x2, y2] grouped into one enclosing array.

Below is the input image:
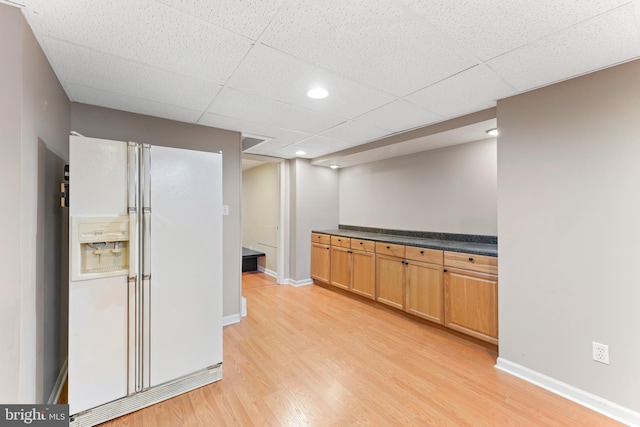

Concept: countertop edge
[[312, 229, 498, 257]]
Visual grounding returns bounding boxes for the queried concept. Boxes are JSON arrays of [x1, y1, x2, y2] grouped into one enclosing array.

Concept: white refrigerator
[[68, 135, 223, 426]]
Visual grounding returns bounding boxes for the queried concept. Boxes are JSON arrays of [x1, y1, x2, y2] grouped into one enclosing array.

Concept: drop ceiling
[[17, 0, 640, 164]]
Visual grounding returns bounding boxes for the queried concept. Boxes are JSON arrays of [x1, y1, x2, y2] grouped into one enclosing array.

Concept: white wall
[[70, 103, 243, 320], [339, 139, 497, 235], [290, 159, 339, 282], [242, 163, 279, 273], [497, 59, 640, 419]]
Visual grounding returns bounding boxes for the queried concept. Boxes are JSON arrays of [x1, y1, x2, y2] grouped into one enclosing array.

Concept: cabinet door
[[351, 250, 375, 299], [330, 246, 351, 290], [311, 243, 331, 283], [376, 255, 405, 310], [444, 269, 498, 345], [406, 261, 444, 324]]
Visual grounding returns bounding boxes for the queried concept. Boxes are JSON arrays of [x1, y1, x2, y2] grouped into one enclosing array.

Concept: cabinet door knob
[[468, 257, 474, 262], [443, 269, 448, 273]]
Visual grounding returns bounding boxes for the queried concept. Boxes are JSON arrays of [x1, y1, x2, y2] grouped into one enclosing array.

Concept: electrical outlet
[[592, 342, 609, 365]]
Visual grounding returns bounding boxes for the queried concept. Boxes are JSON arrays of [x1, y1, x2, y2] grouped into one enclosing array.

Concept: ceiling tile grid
[[486, 3, 640, 91], [24, 0, 254, 84], [208, 87, 345, 135], [355, 99, 444, 132], [154, 0, 285, 40], [18, 0, 640, 165], [403, 0, 631, 61], [225, 43, 397, 119], [43, 37, 222, 112], [405, 65, 517, 118], [259, 0, 479, 97], [66, 83, 204, 123]]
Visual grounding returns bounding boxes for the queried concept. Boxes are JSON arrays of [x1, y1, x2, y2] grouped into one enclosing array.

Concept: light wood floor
[[103, 272, 621, 426]]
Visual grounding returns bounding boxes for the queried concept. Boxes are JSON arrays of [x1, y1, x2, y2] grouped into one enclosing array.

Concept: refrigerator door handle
[[127, 142, 141, 394], [141, 144, 152, 390]]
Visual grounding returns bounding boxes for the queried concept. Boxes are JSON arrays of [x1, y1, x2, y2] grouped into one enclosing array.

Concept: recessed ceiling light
[[307, 87, 329, 99], [486, 128, 499, 137], [329, 164, 340, 169], [295, 150, 306, 156]]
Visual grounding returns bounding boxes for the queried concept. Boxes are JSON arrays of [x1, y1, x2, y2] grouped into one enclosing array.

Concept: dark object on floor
[[242, 247, 265, 272]]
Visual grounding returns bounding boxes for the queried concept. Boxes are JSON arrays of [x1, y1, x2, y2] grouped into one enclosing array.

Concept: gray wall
[[497, 59, 640, 413], [242, 163, 279, 273], [0, 3, 71, 403], [0, 3, 25, 404], [70, 103, 242, 320], [289, 159, 339, 282], [339, 139, 497, 235]]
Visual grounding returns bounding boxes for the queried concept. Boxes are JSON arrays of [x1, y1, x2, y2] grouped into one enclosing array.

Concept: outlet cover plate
[[592, 342, 610, 364]]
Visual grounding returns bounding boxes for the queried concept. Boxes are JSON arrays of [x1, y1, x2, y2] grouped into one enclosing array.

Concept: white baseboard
[[48, 357, 68, 404], [241, 297, 247, 317], [222, 313, 240, 326], [285, 278, 313, 287], [257, 265, 277, 278], [495, 357, 640, 426]]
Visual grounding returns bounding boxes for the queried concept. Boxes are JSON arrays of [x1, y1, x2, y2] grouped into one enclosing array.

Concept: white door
[[147, 146, 223, 386]]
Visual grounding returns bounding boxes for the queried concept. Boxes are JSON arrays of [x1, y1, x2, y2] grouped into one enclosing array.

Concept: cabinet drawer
[[331, 235, 351, 248], [375, 242, 405, 258], [405, 246, 443, 265], [351, 238, 375, 252], [311, 233, 331, 245], [444, 251, 497, 275]]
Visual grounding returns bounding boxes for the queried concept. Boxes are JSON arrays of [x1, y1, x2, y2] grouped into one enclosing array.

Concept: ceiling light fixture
[[295, 150, 307, 156], [486, 128, 499, 137], [307, 87, 329, 99], [329, 164, 340, 169]]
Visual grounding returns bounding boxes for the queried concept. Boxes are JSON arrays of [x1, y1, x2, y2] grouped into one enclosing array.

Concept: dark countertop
[[242, 247, 265, 257], [312, 229, 497, 257]]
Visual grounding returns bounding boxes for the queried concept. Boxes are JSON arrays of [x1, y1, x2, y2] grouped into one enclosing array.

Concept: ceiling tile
[[154, 0, 285, 40], [199, 112, 312, 146], [44, 38, 221, 112], [404, 0, 630, 61], [274, 136, 354, 158], [320, 120, 392, 144], [405, 65, 517, 118], [66, 83, 203, 123], [259, 0, 477, 96], [208, 87, 345, 134], [226, 43, 396, 119], [24, 0, 253, 83], [487, 4, 640, 91], [355, 100, 444, 132]]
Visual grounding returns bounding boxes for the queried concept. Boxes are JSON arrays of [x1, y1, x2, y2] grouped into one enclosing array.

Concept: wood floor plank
[[101, 273, 622, 427]]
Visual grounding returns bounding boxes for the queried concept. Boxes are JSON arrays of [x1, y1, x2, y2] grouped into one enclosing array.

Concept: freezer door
[[69, 277, 128, 414], [147, 146, 223, 387]]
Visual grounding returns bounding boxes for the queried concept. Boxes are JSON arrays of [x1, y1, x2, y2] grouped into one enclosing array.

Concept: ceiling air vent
[[242, 135, 270, 151]]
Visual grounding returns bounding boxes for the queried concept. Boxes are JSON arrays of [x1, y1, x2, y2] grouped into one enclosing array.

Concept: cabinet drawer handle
[[468, 257, 474, 262], [420, 250, 424, 254], [443, 269, 448, 273], [359, 242, 363, 245], [386, 246, 390, 249]]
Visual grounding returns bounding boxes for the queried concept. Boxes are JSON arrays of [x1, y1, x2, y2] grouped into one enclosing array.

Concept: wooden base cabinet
[[406, 261, 444, 324], [331, 239, 375, 299], [311, 234, 331, 283], [375, 254, 405, 310], [444, 251, 498, 345]]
